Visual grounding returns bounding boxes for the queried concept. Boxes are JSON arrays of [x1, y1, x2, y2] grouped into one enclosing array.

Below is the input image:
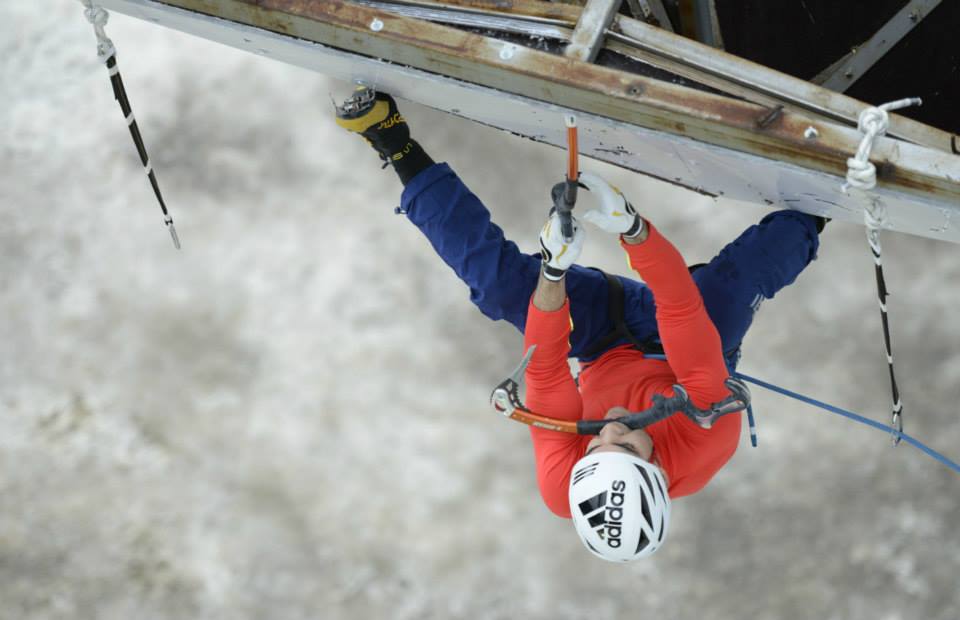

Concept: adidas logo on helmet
[[576, 481, 627, 548], [569, 452, 671, 562]]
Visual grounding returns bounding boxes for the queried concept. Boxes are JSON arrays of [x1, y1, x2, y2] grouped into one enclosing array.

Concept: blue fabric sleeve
[[400, 163, 621, 357]]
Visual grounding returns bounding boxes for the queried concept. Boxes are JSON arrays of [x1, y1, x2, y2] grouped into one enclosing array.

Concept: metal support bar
[[813, 0, 942, 92], [690, 0, 723, 48], [624, 0, 674, 31], [352, 0, 572, 38], [565, 0, 622, 62], [612, 14, 953, 152], [645, 0, 675, 31], [296, 0, 950, 152]]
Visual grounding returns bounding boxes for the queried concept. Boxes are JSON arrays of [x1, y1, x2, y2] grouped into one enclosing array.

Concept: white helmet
[[568, 451, 671, 562]]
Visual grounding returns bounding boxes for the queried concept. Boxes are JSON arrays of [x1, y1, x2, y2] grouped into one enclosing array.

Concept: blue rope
[[734, 372, 960, 475], [640, 353, 956, 473]]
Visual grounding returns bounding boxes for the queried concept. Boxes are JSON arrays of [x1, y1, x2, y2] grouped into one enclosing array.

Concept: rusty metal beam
[[319, 0, 954, 153], [604, 36, 777, 107], [311, 0, 955, 154], [612, 14, 953, 152], [416, 0, 582, 22], [352, 0, 573, 38], [118, 0, 957, 202], [93, 0, 960, 242]]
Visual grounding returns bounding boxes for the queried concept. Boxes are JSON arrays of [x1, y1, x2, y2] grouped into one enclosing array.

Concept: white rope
[[79, 0, 116, 60], [76, 0, 181, 249], [864, 200, 885, 254], [841, 97, 921, 447], [843, 98, 922, 193]]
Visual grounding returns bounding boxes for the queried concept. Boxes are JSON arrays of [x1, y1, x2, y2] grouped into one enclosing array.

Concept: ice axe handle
[[551, 180, 578, 242], [575, 394, 676, 435]]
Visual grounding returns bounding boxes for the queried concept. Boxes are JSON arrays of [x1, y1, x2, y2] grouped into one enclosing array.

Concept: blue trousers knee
[[401, 164, 819, 369]]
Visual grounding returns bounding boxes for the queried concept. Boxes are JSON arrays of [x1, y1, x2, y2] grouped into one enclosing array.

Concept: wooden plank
[[147, 0, 959, 201], [95, 0, 960, 242], [330, 0, 956, 153], [565, 0, 621, 63]]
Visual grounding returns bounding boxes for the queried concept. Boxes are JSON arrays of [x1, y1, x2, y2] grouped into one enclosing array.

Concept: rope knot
[[84, 6, 109, 28], [857, 106, 889, 137], [80, 2, 116, 60], [843, 98, 922, 193], [845, 155, 877, 191]]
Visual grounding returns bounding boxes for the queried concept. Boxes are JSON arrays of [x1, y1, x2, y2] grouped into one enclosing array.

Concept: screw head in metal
[[499, 45, 515, 60], [370, 17, 384, 31], [804, 126, 819, 139]]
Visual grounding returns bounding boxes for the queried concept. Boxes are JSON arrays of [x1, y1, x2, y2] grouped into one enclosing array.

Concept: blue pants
[[401, 164, 820, 369]]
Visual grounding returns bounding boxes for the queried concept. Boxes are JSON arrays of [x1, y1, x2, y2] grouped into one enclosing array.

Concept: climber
[[335, 90, 824, 562]]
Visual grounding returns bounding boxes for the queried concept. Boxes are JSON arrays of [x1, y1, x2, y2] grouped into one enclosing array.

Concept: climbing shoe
[[336, 88, 410, 160], [813, 215, 830, 233], [335, 87, 434, 185]]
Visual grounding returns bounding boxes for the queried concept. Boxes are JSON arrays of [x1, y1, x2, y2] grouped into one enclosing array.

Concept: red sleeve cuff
[[524, 297, 572, 345], [620, 221, 665, 264]]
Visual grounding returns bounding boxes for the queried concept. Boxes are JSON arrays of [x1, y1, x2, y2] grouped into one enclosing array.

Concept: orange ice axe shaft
[[554, 114, 579, 241]]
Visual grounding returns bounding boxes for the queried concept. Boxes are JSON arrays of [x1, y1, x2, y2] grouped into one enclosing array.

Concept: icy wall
[[1, 2, 959, 619]]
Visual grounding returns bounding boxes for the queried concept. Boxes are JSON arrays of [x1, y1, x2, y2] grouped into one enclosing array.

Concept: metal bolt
[[370, 17, 383, 31], [499, 45, 515, 60], [804, 126, 819, 139], [909, 10, 919, 22]]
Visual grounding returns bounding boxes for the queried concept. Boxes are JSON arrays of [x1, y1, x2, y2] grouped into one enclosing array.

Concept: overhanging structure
[[93, 0, 960, 243]]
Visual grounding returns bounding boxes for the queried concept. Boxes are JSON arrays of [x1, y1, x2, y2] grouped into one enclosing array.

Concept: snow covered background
[[2, 2, 959, 619]]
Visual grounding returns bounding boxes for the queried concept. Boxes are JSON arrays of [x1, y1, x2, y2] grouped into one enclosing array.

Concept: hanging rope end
[[880, 97, 923, 113], [166, 218, 181, 250], [890, 403, 903, 446], [746, 403, 758, 448]]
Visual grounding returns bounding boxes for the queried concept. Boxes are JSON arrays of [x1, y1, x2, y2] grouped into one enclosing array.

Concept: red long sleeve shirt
[[523, 224, 739, 518]]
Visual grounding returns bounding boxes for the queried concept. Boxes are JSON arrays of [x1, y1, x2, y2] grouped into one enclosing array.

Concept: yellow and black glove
[[335, 88, 434, 185]]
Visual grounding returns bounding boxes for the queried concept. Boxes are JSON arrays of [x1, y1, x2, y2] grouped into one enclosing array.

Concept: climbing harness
[[78, 0, 180, 249], [580, 269, 666, 359], [579, 265, 725, 361], [579, 268, 758, 439], [552, 114, 579, 242], [642, 352, 760, 445], [489, 345, 751, 434], [844, 98, 922, 445], [489, 347, 960, 474]]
